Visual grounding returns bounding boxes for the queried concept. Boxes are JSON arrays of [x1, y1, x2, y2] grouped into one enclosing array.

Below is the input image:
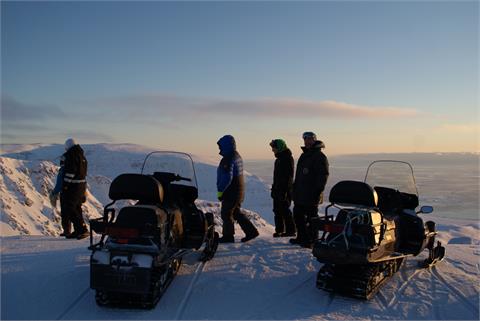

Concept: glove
[[217, 191, 223, 201], [49, 191, 59, 207]]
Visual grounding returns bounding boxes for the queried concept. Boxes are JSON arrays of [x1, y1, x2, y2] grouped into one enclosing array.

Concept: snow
[[1, 216, 479, 320], [1, 144, 479, 320]]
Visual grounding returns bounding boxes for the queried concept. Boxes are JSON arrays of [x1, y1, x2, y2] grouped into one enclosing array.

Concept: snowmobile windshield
[[364, 160, 418, 196], [140, 151, 198, 189]]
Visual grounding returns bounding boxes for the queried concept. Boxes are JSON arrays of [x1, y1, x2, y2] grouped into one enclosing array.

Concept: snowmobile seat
[[329, 180, 378, 208], [109, 174, 164, 204], [107, 205, 167, 242]]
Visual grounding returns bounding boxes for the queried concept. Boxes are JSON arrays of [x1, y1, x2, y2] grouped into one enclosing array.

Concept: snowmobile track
[[374, 291, 389, 312], [385, 264, 424, 308], [174, 260, 206, 320], [322, 292, 336, 314], [244, 274, 315, 319], [431, 265, 478, 314], [55, 287, 90, 320]]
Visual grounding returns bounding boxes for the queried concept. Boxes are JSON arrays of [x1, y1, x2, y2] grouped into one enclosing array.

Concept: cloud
[[202, 98, 420, 118], [439, 123, 479, 133], [1, 95, 66, 122], [91, 94, 421, 121]]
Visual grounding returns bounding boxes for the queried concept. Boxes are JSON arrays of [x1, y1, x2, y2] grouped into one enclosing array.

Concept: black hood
[[301, 140, 325, 152], [275, 148, 292, 159], [65, 144, 84, 156]]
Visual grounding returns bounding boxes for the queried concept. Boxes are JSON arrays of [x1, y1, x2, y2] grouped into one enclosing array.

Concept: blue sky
[[1, 1, 478, 159]]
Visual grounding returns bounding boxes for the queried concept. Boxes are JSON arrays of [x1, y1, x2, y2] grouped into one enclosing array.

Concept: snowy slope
[[1, 216, 478, 320], [0, 157, 104, 236], [0, 143, 272, 236]]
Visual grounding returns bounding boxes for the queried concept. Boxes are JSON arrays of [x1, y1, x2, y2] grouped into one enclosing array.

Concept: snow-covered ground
[[1, 144, 479, 320], [1, 215, 478, 320]]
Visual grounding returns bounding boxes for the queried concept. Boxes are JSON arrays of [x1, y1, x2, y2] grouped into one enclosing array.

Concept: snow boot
[[241, 230, 259, 243], [289, 238, 301, 245], [76, 230, 90, 240]]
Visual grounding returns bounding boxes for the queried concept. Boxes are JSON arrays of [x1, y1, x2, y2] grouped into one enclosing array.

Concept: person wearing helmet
[[269, 139, 296, 238], [290, 132, 329, 248], [216, 135, 259, 243]]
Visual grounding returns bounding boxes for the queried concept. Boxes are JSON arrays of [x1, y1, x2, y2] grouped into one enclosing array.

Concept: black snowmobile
[[312, 160, 445, 300], [88, 151, 219, 308]]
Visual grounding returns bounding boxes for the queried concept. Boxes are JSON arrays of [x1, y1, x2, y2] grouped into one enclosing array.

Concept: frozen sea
[[245, 153, 479, 221]]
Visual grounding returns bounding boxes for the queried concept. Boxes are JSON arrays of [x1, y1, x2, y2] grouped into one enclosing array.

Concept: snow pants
[[273, 198, 296, 235], [59, 196, 72, 234], [221, 200, 257, 238], [293, 204, 319, 244], [60, 183, 87, 235]]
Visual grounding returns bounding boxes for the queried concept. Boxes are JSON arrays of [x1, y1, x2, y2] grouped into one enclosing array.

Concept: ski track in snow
[[174, 259, 206, 320], [56, 287, 90, 320]]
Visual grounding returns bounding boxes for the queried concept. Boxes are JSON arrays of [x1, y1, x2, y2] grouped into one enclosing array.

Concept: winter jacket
[[217, 135, 245, 203], [293, 141, 329, 206], [271, 148, 294, 201], [62, 144, 88, 201]]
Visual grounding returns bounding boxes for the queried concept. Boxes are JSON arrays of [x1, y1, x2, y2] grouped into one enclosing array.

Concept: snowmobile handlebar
[[152, 172, 192, 186], [174, 174, 191, 182]]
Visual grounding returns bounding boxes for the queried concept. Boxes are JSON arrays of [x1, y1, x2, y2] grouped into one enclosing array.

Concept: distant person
[[61, 138, 89, 239], [49, 156, 72, 237], [269, 139, 296, 237], [290, 132, 329, 248], [216, 135, 259, 243]]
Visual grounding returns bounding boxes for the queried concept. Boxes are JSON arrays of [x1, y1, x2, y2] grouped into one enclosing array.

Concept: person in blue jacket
[[50, 156, 71, 237], [216, 135, 259, 243]]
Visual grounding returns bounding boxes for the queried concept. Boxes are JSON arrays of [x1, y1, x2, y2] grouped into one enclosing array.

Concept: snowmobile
[[312, 160, 445, 300], [88, 151, 219, 308]]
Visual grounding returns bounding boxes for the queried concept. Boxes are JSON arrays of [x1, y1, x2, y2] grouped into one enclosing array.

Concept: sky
[[1, 1, 479, 160]]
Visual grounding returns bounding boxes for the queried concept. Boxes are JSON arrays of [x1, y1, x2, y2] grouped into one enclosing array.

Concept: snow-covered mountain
[[0, 143, 272, 236]]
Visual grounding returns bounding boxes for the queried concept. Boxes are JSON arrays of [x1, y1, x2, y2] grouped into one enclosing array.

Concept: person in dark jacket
[[290, 132, 329, 248], [216, 135, 259, 243], [61, 138, 89, 239], [269, 139, 296, 237]]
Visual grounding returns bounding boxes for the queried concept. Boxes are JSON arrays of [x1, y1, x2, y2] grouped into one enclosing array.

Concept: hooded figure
[[60, 138, 89, 239], [216, 135, 258, 243], [269, 139, 296, 237], [290, 132, 329, 248]]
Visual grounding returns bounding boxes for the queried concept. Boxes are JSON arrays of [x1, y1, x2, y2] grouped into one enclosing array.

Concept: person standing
[[61, 138, 89, 239], [290, 132, 329, 248], [269, 139, 296, 237], [216, 135, 259, 243]]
